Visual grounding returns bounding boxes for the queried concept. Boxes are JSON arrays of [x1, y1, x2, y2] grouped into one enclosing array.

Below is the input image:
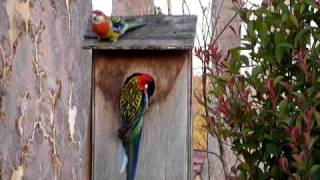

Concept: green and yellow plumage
[[118, 73, 155, 180], [119, 77, 143, 126]]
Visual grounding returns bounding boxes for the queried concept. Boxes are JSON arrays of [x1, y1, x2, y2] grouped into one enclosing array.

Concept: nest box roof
[[84, 15, 197, 50]]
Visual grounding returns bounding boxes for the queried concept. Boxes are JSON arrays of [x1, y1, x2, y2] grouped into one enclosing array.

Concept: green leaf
[[310, 137, 317, 150], [280, 2, 290, 15], [238, 162, 250, 172], [256, 21, 268, 34], [294, 28, 311, 47], [247, 21, 256, 41], [266, 143, 277, 155], [310, 164, 320, 177], [277, 43, 294, 49], [315, 111, 320, 127], [314, 33, 320, 41], [252, 66, 262, 78], [300, 3, 306, 14], [275, 48, 284, 62], [289, 15, 299, 28], [274, 76, 284, 85], [240, 55, 250, 66], [229, 49, 242, 73], [211, 86, 225, 97], [275, 32, 286, 45], [279, 99, 288, 118]]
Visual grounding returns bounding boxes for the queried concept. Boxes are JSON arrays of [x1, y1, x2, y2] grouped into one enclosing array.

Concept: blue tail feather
[[126, 129, 142, 180]]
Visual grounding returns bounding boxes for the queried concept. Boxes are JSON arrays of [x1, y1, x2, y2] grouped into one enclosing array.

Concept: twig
[[167, 0, 171, 15], [217, 136, 229, 179], [194, 149, 221, 159], [212, 13, 237, 45], [212, 1, 224, 38], [182, 0, 191, 15]]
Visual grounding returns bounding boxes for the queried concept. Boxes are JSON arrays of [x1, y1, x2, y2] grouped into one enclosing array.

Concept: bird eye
[[144, 84, 148, 89], [91, 14, 97, 22]]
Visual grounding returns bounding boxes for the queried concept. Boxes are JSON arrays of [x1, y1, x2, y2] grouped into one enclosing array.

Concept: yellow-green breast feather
[[120, 78, 143, 124]]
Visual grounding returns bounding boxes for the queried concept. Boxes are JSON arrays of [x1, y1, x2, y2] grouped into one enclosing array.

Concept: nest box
[[84, 15, 197, 180]]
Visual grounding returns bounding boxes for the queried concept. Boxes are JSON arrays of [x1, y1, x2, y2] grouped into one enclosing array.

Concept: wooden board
[[93, 50, 192, 180], [84, 15, 197, 50]]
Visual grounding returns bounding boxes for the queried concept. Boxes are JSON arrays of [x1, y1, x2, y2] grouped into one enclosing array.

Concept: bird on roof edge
[[118, 73, 155, 180], [91, 10, 146, 42]]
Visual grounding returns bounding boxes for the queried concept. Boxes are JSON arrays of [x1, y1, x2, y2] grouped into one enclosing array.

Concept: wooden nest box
[[84, 15, 197, 180]]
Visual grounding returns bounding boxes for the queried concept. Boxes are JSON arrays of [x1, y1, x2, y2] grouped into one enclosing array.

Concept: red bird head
[[91, 10, 110, 37], [125, 73, 155, 97]]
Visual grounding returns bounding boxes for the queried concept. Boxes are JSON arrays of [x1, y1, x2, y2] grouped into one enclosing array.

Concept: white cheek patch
[[91, 14, 105, 24], [144, 84, 148, 90], [97, 16, 104, 23]]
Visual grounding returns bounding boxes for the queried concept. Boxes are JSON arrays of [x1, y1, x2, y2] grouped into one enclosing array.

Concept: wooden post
[[85, 15, 197, 180], [112, 0, 154, 16], [0, 0, 92, 179]]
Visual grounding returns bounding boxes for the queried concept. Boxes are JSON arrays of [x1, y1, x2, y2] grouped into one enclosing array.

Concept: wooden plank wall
[[93, 50, 191, 180]]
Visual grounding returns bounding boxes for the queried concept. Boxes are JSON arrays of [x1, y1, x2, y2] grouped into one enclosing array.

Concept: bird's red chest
[[92, 21, 110, 37]]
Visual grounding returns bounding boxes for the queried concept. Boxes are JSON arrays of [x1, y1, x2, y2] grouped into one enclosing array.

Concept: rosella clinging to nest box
[[118, 73, 155, 180], [91, 10, 146, 42]]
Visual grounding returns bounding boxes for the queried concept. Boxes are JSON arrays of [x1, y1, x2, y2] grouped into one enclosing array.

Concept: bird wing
[[119, 83, 147, 140], [111, 16, 126, 34], [119, 82, 148, 180], [111, 16, 146, 36]]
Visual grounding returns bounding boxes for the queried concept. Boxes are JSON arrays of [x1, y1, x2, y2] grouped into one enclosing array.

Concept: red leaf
[[195, 47, 203, 60], [208, 43, 222, 64], [287, 143, 295, 150], [264, 80, 277, 108], [216, 96, 231, 119], [304, 107, 314, 132], [297, 48, 308, 75], [304, 132, 311, 149], [293, 152, 304, 164], [261, 0, 270, 7], [232, 0, 242, 6], [284, 126, 299, 142], [278, 156, 288, 172]]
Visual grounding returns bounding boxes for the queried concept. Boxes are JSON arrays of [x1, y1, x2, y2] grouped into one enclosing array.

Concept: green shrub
[[196, 0, 320, 179]]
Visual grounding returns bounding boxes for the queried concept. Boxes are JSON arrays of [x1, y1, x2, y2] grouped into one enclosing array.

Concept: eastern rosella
[[91, 10, 145, 42], [119, 73, 155, 180]]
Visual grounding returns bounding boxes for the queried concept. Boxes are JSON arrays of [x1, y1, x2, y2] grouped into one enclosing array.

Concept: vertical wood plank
[[187, 51, 193, 180]]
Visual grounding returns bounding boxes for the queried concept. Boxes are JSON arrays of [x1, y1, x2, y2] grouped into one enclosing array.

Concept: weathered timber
[[84, 15, 197, 50], [0, 0, 92, 179], [112, 0, 154, 15]]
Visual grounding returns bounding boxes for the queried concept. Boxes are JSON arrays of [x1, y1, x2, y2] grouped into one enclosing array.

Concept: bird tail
[[125, 130, 142, 180], [125, 21, 146, 32], [119, 144, 128, 173]]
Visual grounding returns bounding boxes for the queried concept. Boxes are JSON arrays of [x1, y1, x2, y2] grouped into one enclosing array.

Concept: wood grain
[[93, 50, 192, 179], [84, 15, 197, 50], [0, 0, 92, 179]]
